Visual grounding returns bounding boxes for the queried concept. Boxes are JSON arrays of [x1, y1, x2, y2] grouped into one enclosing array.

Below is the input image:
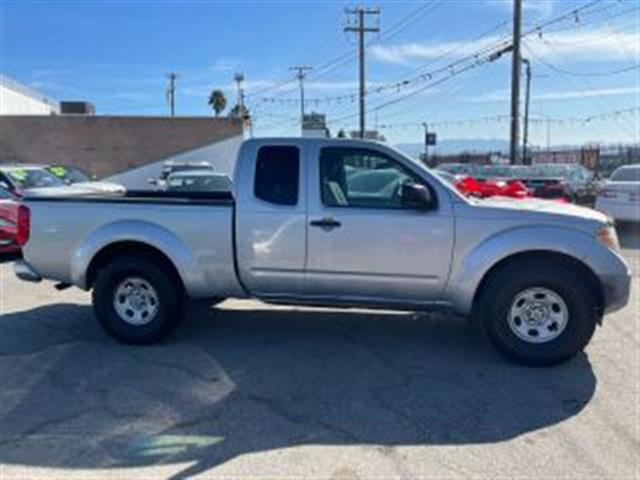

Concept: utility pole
[[422, 122, 429, 166], [521, 58, 532, 165], [290, 65, 313, 130], [345, 6, 380, 138], [166, 72, 178, 117], [233, 73, 245, 113], [509, 0, 522, 165], [234, 73, 251, 136]]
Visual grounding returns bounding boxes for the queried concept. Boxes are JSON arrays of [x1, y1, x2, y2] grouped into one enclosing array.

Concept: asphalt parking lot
[[0, 226, 638, 479]]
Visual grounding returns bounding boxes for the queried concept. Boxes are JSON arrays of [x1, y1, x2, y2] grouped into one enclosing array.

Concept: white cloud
[[371, 26, 638, 64], [469, 86, 640, 102], [371, 35, 503, 65]]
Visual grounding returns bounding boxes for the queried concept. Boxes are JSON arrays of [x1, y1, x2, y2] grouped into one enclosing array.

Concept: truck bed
[[22, 190, 243, 299]]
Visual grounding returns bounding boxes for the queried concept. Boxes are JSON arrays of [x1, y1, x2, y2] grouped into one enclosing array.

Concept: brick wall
[[0, 115, 243, 179]]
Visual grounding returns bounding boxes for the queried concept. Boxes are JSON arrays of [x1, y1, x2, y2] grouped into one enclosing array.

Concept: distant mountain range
[[395, 139, 509, 158]]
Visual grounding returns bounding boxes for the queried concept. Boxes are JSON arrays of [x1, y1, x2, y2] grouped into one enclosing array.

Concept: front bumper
[[601, 269, 632, 314], [14, 260, 42, 283]]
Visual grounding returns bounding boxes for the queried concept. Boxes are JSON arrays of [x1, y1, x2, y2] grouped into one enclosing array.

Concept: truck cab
[[234, 138, 455, 307]]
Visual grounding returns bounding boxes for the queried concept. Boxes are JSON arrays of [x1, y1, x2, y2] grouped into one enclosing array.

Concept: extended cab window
[[320, 147, 423, 209], [254, 146, 300, 206]]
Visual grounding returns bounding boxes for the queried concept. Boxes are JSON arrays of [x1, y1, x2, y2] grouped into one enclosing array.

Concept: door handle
[[310, 217, 341, 229]]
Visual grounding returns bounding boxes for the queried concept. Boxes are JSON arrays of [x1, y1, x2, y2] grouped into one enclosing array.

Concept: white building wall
[[0, 75, 60, 115]]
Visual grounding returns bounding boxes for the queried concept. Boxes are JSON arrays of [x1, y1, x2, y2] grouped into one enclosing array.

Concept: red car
[[0, 187, 29, 255], [455, 176, 530, 199]]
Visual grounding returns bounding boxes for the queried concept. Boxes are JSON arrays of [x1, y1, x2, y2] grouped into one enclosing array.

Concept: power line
[[370, 107, 639, 130], [257, 0, 633, 133]]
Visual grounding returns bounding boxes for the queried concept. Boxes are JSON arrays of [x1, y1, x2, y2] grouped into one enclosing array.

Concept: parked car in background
[[595, 164, 640, 223], [458, 176, 530, 199], [0, 164, 67, 196], [517, 164, 596, 203], [14, 138, 630, 366], [0, 164, 124, 196], [150, 160, 215, 189], [437, 166, 530, 199], [0, 186, 28, 254], [165, 169, 232, 193], [46, 164, 125, 194]]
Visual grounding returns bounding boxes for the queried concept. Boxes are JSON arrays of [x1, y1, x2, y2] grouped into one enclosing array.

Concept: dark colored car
[[514, 164, 596, 203]]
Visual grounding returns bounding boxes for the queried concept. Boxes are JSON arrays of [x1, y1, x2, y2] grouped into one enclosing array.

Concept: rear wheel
[[478, 259, 597, 366], [92, 255, 182, 344]]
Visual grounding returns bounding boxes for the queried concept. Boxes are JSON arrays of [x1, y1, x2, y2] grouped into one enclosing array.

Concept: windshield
[[160, 164, 212, 180], [611, 166, 640, 182], [438, 163, 477, 176], [166, 174, 231, 192], [47, 165, 91, 183], [476, 165, 514, 179], [4, 168, 67, 189], [510, 166, 530, 177], [528, 164, 569, 178]]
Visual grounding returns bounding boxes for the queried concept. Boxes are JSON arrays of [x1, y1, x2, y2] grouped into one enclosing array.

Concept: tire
[[92, 255, 182, 344], [478, 259, 597, 366]]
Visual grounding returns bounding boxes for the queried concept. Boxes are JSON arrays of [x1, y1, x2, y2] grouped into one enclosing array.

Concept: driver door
[[305, 146, 454, 305]]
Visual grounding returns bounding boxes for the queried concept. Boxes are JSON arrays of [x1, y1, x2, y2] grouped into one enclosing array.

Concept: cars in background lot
[[150, 160, 215, 189], [14, 137, 631, 366], [595, 164, 640, 223], [0, 186, 28, 254], [435, 169, 530, 199], [517, 164, 597, 203], [0, 164, 67, 196], [0, 164, 124, 196], [45, 164, 125, 194], [437, 163, 597, 203], [165, 169, 232, 193]]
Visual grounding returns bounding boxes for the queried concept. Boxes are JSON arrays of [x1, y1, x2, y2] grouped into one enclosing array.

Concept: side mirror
[[147, 178, 158, 186], [401, 182, 434, 210], [0, 181, 9, 190]]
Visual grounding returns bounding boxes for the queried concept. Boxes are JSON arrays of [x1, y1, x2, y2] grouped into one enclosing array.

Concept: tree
[[208, 89, 227, 117]]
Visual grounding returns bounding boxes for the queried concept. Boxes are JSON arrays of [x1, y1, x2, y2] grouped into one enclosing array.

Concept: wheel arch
[[471, 250, 605, 322], [86, 240, 185, 293]]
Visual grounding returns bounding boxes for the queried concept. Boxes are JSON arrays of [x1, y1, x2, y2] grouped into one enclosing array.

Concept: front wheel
[[478, 260, 597, 366], [92, 255, 182, 344]]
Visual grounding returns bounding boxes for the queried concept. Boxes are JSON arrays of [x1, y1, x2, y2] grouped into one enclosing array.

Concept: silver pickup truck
[[14, 138, 631, 366]]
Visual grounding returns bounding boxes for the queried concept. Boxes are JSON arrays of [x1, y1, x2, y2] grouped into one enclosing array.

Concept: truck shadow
[[0, 301, 597, 478]]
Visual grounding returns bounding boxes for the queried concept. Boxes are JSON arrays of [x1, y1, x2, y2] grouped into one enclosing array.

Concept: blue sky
[[1, 0, 638, 147]]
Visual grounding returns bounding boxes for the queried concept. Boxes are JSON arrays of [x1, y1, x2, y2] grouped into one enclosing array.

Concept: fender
[[446, 224, 597, 314], [71, 219, 209, 294]]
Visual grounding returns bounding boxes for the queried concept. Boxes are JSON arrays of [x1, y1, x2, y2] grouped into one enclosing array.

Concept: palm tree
[[208, 89, 227, 117]]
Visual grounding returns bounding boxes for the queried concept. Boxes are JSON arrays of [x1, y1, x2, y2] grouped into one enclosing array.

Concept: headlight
[[597, 225, 620, 252]]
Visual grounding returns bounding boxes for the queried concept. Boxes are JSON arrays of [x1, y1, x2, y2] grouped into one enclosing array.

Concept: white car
[[595, 164, 640, 223], [165, 169, 231, 193]]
